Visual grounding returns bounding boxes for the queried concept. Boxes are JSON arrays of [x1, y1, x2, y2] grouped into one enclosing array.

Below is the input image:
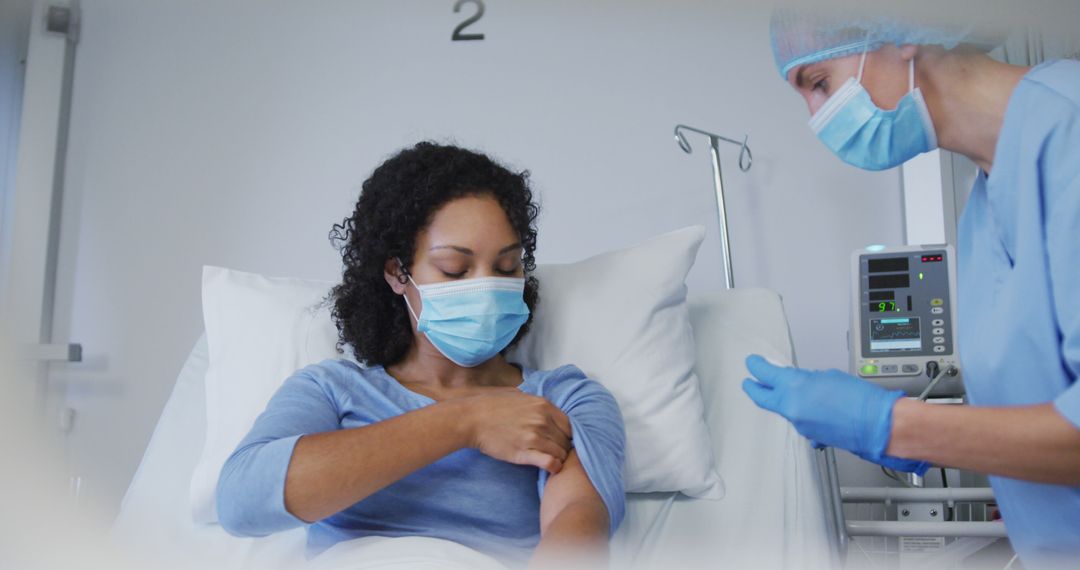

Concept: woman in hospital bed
[[215, 142, 625, 568]]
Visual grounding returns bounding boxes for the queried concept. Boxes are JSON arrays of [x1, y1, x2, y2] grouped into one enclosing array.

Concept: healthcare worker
[[743, 11, 1080, 567]]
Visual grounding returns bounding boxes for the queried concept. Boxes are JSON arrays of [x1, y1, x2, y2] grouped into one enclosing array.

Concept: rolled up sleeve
[[538, 367, 626, 536]]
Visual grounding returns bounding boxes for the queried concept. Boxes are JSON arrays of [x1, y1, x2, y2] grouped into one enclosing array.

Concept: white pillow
[[190, 266, 340, 524], [190, 226, 722, 523], [507, 226, 722, 498]]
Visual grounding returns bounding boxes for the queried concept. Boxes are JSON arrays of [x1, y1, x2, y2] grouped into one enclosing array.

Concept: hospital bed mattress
[[111, 288, 835, 569]]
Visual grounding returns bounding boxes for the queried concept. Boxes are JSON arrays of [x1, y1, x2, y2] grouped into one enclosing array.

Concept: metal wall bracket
[[22, 342, 82, 362], [45, 5, 79, 43]]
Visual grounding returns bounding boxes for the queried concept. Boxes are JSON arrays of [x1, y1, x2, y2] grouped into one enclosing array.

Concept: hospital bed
[[111, 288, 838, 569]]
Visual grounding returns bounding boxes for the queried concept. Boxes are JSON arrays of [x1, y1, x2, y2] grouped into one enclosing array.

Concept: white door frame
[[3, 0, 80, 434]]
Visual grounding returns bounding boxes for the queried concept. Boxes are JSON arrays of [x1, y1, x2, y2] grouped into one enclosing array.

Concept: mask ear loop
[[394, 257, 412, 283], [908, 56, 916, 93], [403, 292, 421, 323], [395, 257, 421, 322], [856, 32, 871, 83]]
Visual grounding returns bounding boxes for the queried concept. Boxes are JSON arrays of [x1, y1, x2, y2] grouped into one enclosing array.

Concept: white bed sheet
[[111, 288, 835, 569]]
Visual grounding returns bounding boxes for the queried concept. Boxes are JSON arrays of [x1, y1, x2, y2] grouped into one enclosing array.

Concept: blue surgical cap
[[770, 10, 989, 81]]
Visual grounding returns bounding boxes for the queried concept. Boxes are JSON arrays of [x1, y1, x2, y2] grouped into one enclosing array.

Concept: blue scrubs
[[957, 59, 1080, 567]]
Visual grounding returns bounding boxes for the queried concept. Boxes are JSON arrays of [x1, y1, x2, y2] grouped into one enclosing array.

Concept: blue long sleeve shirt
[[216, 360, 625, 565]]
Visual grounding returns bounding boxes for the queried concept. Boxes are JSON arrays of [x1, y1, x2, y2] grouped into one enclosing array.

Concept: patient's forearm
[[888, 400, 1080, 485], [530, 499, 609, 569], [284, 399, 470, 523], [531, 450, 610, 568]]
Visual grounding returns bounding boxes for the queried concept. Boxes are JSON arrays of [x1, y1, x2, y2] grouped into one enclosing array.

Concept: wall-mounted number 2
[[452, 0, 485, 41]]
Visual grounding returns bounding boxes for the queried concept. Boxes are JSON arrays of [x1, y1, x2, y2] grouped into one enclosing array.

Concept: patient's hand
[[460, 390, 573, 473]]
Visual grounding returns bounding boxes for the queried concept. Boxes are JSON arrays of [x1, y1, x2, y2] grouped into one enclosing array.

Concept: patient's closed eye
[[431, 258, 469, 278], [439, 264, 519, 278], [496, 261, 521, 275]]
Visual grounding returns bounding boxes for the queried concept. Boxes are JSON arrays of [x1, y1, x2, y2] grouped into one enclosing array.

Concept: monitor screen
[[869, 317, 921, 352]]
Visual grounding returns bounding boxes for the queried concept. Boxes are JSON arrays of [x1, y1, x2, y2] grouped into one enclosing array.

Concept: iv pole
[[674, 124, 752, 289]]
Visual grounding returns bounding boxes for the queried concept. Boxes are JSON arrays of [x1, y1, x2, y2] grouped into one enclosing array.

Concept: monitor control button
[[933, 345, 946, 353]]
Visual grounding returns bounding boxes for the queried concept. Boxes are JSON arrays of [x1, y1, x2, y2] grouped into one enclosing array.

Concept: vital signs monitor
[[850, 245, 964, 397]]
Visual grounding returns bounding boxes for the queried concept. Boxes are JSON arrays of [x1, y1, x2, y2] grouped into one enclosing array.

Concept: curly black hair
[[328, 142, 541, 366]]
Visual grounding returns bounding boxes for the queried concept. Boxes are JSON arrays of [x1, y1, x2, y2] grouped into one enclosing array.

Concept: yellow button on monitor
[[861, 364, 878, 375], [931, 298, 944, 306]]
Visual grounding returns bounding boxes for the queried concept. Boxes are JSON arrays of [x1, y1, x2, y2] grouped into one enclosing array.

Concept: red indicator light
[[921, 255, 943, 262]]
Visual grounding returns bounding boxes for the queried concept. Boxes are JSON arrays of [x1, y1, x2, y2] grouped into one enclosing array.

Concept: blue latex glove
[[743, 354, 929, 475]]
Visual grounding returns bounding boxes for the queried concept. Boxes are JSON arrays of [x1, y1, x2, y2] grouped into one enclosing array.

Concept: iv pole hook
[[674, 124, 753, 289]]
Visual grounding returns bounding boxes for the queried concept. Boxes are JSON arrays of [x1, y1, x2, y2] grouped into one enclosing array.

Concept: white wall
[[53, 0, 905, 517], [901, 150, 948, 246]]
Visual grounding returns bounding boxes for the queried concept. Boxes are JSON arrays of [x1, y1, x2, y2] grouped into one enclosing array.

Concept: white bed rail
[[846, 521, 1007, 538], [821, 448, 1010, 565], [841, 487, 996, 504]]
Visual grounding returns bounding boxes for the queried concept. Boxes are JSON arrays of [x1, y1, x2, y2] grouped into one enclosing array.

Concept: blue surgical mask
[[402, 273, 530, 367], [809, 48, 937, 171]]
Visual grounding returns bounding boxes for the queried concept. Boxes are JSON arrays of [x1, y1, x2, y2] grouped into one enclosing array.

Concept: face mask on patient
[[400, 266, 531, 367]]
